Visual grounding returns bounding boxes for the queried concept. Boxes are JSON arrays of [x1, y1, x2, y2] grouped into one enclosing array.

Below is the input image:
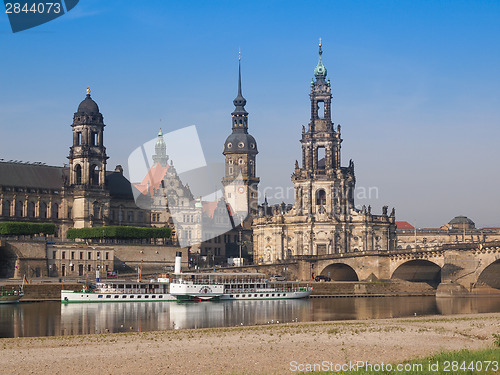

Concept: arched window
[[51, 203, 59, 219], [317, 101, 325, 119], [93, 202, 100, 219], [2, 200, 11, 216], [118, 205, 124, 223], [27, 201, 35, 218], [75, 164, 82, 185], [316, 189, 326, 206], [90, 165, 99, 186], [15, 200, 23, 217], [39, 202, 47, 218]]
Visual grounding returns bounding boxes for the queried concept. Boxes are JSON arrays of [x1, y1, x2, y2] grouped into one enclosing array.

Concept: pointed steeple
[[314, 38, 327, 79], [232, 51, 248, 117]]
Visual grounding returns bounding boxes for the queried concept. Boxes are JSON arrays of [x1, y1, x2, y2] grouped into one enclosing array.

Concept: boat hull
[[61, 290, 176, 303], [0, 294, 23, 304], [219, 290, 312, 300]]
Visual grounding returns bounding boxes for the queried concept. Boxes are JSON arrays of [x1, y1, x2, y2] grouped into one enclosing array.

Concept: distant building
[[396, 216, 500, 249]]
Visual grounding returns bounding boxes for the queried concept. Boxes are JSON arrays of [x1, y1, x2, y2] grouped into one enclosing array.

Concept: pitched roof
[[202, 200, 219, 219], [105, 171, 136, 200], [396, 221, 415, 230], [132, 162, 169, 197], [0, 162, 67, 190]]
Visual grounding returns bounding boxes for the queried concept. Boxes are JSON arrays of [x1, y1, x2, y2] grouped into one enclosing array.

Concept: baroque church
[[252, 42, 397, 263]]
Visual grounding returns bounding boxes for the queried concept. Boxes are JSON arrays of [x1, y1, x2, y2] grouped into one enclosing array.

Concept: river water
[[1, 296, 500, 338]]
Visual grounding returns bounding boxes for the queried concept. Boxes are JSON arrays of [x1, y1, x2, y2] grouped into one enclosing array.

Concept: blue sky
[[1, 0, 499, 227]]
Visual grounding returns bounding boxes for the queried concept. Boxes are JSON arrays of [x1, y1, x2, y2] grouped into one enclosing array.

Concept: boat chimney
[[174, 251, 182, 274]]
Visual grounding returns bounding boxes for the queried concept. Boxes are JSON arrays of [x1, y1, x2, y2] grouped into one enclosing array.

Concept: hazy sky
[[1, 1, 499, 228]]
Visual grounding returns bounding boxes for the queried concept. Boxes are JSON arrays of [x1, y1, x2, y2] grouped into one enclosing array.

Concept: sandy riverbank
[[1, 313, 499, 374]]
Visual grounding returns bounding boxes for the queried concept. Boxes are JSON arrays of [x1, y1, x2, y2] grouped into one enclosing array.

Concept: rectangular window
[[52, 251, 56, 259], [80, 252, 83, 260], [105, 252, 109, 260], [97, 252, 100, 260], [62, 251, 66, 260], [88, 252, 91, 260], [88, 265, 91, 272], [71, 252, 75, 260], [128, 211, 134, 222]]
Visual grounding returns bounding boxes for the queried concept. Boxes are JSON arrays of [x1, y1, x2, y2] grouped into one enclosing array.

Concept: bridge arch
[[476, 259, 500, 289], [391, 259, 441, 286], [319, 263, 359, 281]]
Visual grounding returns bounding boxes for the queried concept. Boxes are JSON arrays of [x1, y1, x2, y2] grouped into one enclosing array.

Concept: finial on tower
[[86, 86, 91, 96], [238, 48, 241, 61], [314, 39, 327, 78]]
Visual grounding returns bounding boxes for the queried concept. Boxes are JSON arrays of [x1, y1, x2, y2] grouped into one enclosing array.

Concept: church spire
[[232, 50, 248, 131], [314, 38, 327, 79]]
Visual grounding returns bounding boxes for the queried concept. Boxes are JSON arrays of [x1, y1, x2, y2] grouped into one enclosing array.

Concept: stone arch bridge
[[295, 241, 500, 291]]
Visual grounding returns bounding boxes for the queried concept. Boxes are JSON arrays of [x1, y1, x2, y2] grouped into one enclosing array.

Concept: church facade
[[252, 43, 397, 263]]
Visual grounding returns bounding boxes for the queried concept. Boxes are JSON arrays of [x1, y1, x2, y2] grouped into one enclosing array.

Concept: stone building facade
[[0, 88, 149, 240], [252, 43, 397, 264], [396, 216, 500, 250]]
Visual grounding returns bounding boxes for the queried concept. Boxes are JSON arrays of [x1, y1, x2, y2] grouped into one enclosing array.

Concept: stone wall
[[113, 244, 189, 275], [0, 240, 48, 278]]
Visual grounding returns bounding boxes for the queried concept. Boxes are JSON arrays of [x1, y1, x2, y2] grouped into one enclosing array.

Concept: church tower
[[253, 41, 396, 264], [292, 40, 355, 222], [68, 87, 110, 228], [153, 128, 169, 167], [222, 54, 259, 218]]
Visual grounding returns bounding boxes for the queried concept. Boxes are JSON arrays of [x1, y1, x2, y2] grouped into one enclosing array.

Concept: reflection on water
[[1, 296, 500, 338]]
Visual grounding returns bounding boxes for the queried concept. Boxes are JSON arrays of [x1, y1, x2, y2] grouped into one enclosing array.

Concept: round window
[[238, 142, 244, 148], [227, 142, 232, 149], [250, 143, 255, 149]]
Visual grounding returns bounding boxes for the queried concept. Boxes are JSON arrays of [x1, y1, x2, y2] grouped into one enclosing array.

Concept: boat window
[[254, 294, 257, 297], [106, 295, 111, 299], [272, 294, 275, 297], [122, 295, 126, 298], [235, 295, 239, 298], [158, 295, 162, 298], [114, 295, 119, 298], [98, 295, 103, 298], [230, 295, 233, 298], [125, 284, 131, 289], [260, 294, 263, 297], [130, 295, 134, 298], [118, 284, 124, 289], [152, 295, 156, 298], [137, 296, 141, 298], [145, 295, 149, 298], [266, 294, 269, 297]]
